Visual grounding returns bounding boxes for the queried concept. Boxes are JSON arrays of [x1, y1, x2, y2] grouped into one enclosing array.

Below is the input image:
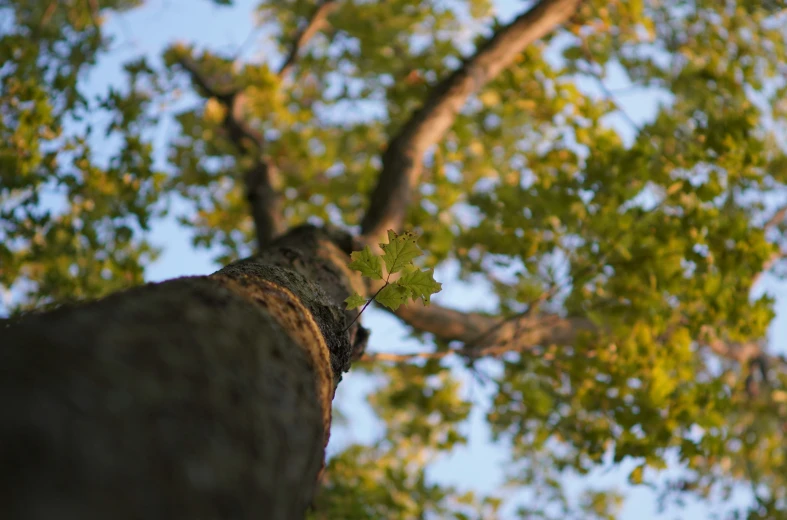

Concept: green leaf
[[628, 464, 645, 485], [374, 284, 410, 310], [348, 245, 384, 280], [397, 268, 442, 305], [380, 230, 423, 275], [344, 293, 367, 310]]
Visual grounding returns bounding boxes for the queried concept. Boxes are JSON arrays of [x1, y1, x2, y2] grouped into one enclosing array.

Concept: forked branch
[[176, 2, 337, 248], [359, 0, 582, 244], [177, 53, 284, 247]]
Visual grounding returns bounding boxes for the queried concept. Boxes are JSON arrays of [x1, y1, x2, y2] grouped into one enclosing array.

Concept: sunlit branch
[[752, 202, 787, 286], [359, 0, 583, 245], [764, 205, 787, 231], [375, 271, 775, 366], [752, 249, 787, 288], [382, 303, 593, 359], [362, 308, 591, 363], [370, 302, 779, 369], [86, 0, 100, 26], [699, 325, 769, 366]]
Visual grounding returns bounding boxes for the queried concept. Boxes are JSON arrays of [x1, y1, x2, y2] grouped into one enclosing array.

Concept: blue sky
[[69, 0, 787, 517]]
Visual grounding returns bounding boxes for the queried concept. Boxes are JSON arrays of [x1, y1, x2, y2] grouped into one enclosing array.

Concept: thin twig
[[343, 278, 389, 333], [462, 279, 560, 351], [579, 39, 643, 134], [752, 249, 787, 287], [232, 27, 262, 63], [362, 350, 453, 363], [277, 0, 339, 78]]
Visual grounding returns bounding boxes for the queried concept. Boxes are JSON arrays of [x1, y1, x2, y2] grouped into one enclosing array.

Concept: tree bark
[[0, 225, 367, 520]]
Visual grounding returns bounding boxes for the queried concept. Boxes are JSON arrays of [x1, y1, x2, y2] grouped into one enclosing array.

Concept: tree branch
[[699, 325, 765, 365], [177, 52, 285, 247], [175, 52, 236, 101], [176, 3, 338, 249], [365, 299, 775, 370], [359, 0, 582, 244], [362, 350, 453, 363], [360, 302, 594, 363], [764, 204, 787, 231], [277, 0, 339, 79], [86, 0, 100, 27], [752, 249, 787, 288], [244, 160, 285, 248]]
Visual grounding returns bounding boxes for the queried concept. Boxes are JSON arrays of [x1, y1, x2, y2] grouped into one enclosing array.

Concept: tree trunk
[[0, 225, 368, 520]]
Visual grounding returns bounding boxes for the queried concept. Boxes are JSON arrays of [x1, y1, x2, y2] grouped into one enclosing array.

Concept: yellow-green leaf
[[380, 230, 422, 275], [344, 292, 367, 310], [628, 464, 645, 485], [348, 245, 384, 280], [397, 268, 442, 305], [374, 283, 410, 310]]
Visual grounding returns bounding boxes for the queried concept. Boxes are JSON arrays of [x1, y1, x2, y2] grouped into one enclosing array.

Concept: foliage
[[345, 230, 442, 313], [4, 0, 787, 518], [0, 0, 164, 311]]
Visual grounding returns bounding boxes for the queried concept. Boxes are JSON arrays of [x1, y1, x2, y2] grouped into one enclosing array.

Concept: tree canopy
[[2, 0, 787, 517]]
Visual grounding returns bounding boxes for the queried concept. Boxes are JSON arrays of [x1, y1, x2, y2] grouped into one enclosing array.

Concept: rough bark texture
[[0, 225, 367, 520]]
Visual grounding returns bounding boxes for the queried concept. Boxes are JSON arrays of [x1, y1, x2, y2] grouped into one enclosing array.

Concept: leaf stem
[[342, 278, 389, 333]]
